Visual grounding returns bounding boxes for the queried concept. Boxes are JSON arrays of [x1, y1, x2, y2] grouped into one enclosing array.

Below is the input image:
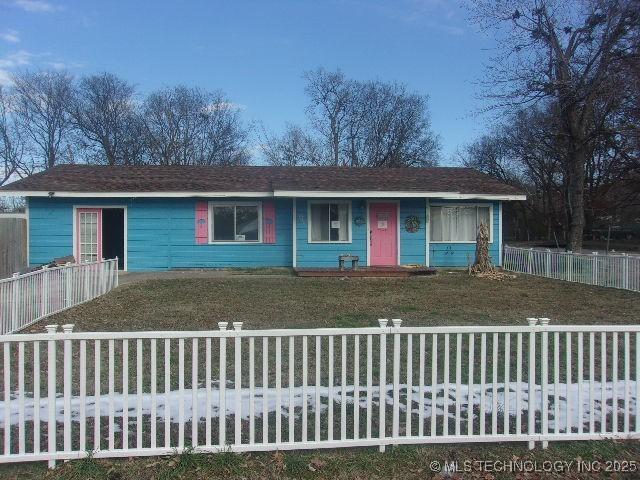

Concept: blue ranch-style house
[[1, 165, 525, 271]]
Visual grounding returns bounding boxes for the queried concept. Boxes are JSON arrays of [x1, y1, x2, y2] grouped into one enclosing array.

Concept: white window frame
[[429, 203, 493, 244], [307, 200, 353, 244], [208, 201, 263, 244]]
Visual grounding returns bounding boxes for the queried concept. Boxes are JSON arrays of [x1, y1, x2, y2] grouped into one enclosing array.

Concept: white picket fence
[[503, 246, 640, 292], [0, 319, 638, 467], [0, 259, 119, 335]]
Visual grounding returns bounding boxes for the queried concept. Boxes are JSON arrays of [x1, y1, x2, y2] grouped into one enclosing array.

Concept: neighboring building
[[0, 165, 525, 271]]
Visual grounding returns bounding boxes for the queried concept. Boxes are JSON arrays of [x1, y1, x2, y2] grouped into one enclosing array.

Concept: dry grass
[[3, 440, 640, 479], [25, 271, 640, 333]]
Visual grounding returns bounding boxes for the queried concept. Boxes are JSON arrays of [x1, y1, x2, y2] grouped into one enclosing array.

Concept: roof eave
[[2, 189, 527, 201]]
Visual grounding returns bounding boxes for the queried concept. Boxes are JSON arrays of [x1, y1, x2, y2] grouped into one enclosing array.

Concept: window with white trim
[[209, 203, 261, 242], [430, 205, 491, 242], [308, 202, 351, 243]]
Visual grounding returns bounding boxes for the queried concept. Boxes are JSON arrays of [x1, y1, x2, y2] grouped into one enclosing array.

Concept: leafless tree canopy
[[468, 0, 639, 250], [0, 72, 253, 177], [70, 72, 143, 166], [141, 86, 251, 166], [263, 68, 441, 167], [0, 87, 26, 186], [11, 70, 74, 170]]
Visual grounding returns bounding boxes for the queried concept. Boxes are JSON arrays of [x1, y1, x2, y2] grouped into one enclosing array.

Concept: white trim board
[[2, 190, 527, 201], [274, 191, 525, 201], [72, 205, 128, 271]]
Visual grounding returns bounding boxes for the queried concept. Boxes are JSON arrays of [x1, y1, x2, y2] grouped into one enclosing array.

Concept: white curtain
[[458, 207, 476, 241], [430, 205, 491, 242], [310, 204, 329, 241], [338, 203, 349, 241]]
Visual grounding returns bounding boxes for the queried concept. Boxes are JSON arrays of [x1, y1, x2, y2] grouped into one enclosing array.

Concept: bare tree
[[304, 69, 354, 165], [356, 80, 440, 167], [266, 69, 440, 167], [141, 86, 250, 165], [11, 70, 74, 169], [470, 0, 640, 250], [261, 124, 322, 166], [0, 86, 25, 185], [70, 72, 142, 165]]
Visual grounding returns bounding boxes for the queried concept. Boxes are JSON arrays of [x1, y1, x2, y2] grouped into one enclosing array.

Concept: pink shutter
[[195, 201, 209, 244], [262, 201, 276, 244]]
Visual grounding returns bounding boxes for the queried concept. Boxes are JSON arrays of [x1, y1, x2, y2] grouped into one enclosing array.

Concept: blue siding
[[400, 199, 427, 265], [28, 197, 292, 271], [28, 196, 504, 270], [295, 199, 368, 268]]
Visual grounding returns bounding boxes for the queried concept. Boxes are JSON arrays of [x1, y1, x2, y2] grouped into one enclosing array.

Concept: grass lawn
[[30, 270, 640, 332], [5, 272, 639, 479], [3, 440, 640, 479]]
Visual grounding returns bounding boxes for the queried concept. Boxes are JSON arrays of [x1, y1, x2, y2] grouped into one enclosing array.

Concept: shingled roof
[[0, 165, 525, 199]]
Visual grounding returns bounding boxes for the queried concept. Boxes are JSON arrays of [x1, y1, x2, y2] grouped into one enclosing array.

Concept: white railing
[[0, 319, 638, 467], [503, 246, 640, 292], [0, 259, 119, 335]]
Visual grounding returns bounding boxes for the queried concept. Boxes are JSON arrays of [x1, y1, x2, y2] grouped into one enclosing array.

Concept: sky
[[0, 0, 498, 163]]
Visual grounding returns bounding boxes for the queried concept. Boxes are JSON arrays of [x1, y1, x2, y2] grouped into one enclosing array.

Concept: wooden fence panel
[[0, 217, 27, 280]]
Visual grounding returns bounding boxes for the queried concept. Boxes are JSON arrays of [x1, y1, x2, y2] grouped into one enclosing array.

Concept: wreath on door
[[405, 215, 420, 233]]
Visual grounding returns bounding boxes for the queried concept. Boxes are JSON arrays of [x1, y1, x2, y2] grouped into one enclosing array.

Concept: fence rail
[[0, 259, 119, 335], [503, 246, 639, 292], [0, 319, 638, 467]]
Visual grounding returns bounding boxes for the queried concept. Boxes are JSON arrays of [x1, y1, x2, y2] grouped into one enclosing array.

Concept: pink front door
[[369, 203, 398, 266]]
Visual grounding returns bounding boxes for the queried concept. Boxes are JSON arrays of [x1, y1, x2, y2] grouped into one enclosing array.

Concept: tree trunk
[[566, 146, 586, 251]]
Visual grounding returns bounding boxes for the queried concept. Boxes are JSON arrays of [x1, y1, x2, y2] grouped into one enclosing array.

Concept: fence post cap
[[592, 252, 598, 255], [378, 319, 388, 328], [538, 318, 550, 326], [391, 318, 403, 328], [44, 324, 58, 334], [218, 321, 228, 331], [526, 317, 538, 326], [12, 272, 19, 277], [61, 324, 74, 333], [232, 321, 243, 331]]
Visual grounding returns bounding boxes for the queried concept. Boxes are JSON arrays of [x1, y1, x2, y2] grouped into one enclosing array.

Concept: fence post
[[527, 318, 537, 450], [391, 319, 402, 444], [539, 318, 550, 449], [42, 266, 50, 316], [545, 250, 551, 278], [233, 321, 243, 446], [10, 273, 19, 333], [218, 321, 228, 447], [114, 257, 119, 288], [378, 318, 388, 452], [45, 324, 58, 469], [566, 252, 573, 282], [64, 263, 72, 308], [527, 249, 533, 275], [622, 253, 629, 290], [61, 324, 74, 453]]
